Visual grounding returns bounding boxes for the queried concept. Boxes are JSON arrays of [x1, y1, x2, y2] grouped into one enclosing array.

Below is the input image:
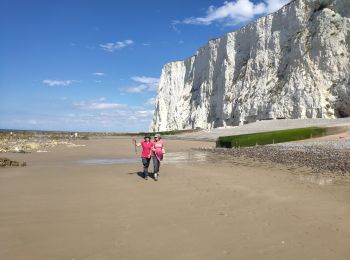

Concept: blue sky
[[0, 0, 289, 132]]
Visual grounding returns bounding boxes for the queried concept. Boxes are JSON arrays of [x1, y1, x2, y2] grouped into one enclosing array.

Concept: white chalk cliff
[[150, 0, 350, 131]]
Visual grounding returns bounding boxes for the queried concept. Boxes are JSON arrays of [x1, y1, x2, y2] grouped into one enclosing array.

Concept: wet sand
[[1, 137, 350, 260]]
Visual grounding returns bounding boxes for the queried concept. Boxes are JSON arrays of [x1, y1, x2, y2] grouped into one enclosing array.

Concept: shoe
[[154, 173, 158, 181]]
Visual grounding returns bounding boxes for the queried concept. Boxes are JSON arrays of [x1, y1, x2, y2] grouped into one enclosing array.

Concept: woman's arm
[[162, 142, 166, 154], [149, 144, 155, 158], [132, 139, 142, 147], [151, 144, 156, 151]]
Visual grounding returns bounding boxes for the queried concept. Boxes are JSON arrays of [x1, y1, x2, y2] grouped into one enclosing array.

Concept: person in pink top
[[151, 134, 165, 181], [134, 134, 153, 180]]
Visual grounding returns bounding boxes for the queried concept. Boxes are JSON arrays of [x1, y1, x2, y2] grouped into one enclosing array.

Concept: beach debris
[[0, 158, 27, 167], [339, 133, 346, 139], [66, 144, 86, 148]]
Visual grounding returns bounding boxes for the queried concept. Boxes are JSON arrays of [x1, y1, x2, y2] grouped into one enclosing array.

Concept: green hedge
[[216, 127, 327, 148]]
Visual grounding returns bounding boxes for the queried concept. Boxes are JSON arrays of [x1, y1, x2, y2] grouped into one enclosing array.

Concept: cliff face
[[150, 0, 350, 131]]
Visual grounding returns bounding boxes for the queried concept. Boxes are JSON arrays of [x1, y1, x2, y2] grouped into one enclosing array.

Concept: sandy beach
[[1, 137, 350, 260]]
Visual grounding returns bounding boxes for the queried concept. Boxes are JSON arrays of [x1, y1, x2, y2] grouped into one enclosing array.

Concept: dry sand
[[1, 137, 350, 260]]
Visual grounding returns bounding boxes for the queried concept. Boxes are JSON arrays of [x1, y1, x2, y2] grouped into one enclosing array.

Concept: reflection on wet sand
[[77, 150, 350, 186], [76, 151, 214, 166], [78, 158, 139, 165], [164, 151, 212, 164], [297, 174, 334, 186]]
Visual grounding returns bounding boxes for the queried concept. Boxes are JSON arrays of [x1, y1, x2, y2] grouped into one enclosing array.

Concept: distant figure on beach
[[152, 134, 165, 181], [74, 132, 78, 138], [134, 134, 153, 180]]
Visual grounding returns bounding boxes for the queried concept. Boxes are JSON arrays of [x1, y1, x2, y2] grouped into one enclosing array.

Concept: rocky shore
[[199, 140, 350, 175], [0, 132, 88, 168], [0, 131, 88, 153], [0, 139, 78, 153]]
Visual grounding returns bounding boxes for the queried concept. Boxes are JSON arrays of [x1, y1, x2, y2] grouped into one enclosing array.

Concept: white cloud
[[124, 76, 160, 93], [146, 97, 156, 106], [92, 72, 105, 76], [131, 76, 159, 85], [125, 84, 149, 93], [99, 39, 133, 52], [68, 98, 155, 130], [42, 79, 76, 86], [4, 100, 155, 131], [135, 110, 154, 118], [75, 100, 125, 110], [90, 103, 122, 109], [28, 119, 37, 125], [174, 0, 290, 27]]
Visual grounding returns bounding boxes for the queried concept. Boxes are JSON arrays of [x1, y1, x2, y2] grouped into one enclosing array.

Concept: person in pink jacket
[[151, 134, 165, 181], [134, 134, 153, 180]]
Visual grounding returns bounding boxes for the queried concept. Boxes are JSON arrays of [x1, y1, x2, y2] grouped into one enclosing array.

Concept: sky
[[0, 0, 290, 132]]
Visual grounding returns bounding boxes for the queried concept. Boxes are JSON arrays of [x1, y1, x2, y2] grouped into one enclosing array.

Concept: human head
[[154, 133, 161, 141], [144, 133, 151, 141]]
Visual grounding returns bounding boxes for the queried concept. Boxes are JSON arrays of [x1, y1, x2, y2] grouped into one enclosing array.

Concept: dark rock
[[0, 157, 26, 167], [5, 159, 11, 166], [11, 161, 19, 166]]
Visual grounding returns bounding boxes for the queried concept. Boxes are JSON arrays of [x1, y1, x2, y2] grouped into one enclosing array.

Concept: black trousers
[[142, 157, 151, 176], [152, 156, 160, 173]]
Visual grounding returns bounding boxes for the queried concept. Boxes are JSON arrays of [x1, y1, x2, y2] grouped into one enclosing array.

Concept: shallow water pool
[[78, 158, 140, 165], [76, 151, 215, 166]]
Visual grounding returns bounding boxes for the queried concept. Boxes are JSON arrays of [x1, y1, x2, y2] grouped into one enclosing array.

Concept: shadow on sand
[[127, 171, 157, 181]]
